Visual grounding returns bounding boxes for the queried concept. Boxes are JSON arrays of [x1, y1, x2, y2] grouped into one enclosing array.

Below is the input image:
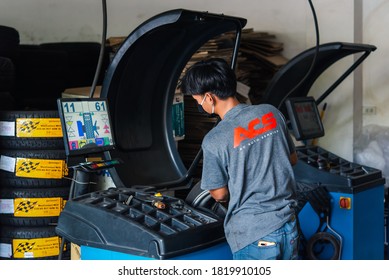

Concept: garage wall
[[363, 0, 389, 127], [0, 0, 355, 56], [0, 0, 387, 163]]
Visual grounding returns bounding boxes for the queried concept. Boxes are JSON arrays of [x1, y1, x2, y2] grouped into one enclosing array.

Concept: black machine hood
[[101, 9, 246, 189], [262, 42, 376, 116]]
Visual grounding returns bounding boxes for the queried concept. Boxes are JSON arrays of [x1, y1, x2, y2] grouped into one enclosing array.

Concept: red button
[[339, 197, 351, 209]]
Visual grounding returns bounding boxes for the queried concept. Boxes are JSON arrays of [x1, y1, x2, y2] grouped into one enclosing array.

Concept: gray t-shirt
[[201, 103, 297, 253]]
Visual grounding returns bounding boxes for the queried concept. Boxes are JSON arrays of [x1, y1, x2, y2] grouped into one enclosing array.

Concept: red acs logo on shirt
[[233, 112, 277, 148]]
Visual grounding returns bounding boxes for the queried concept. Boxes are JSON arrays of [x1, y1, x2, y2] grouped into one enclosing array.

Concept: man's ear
[[207, 92, 216, 103]]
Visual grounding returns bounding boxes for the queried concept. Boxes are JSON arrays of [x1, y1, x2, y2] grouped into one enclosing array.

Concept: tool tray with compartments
[[294, 146, 385, 193], [55, 188, 225, 259]]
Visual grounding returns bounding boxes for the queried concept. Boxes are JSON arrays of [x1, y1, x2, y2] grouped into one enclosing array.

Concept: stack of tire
[[0, 111, 71, 260]]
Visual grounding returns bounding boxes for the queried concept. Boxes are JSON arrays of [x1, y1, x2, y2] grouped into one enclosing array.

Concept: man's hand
[[290, 151, 298, 166], [209, 186, 229, 203]]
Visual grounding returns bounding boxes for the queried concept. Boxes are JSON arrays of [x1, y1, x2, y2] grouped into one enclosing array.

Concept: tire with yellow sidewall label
[[0, 149, 71, 188], [0, 225, 69, 260], [0, 187, 69, 226], [0, 111, 64, 149]]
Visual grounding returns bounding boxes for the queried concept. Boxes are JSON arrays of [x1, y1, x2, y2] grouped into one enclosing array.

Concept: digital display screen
[[285, 96, 324, 141], [57, 98, 115, 156]]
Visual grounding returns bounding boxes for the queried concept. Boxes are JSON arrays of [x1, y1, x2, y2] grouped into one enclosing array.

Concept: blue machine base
[[298, 185, 384, 260], [81, 242, 232, 260]]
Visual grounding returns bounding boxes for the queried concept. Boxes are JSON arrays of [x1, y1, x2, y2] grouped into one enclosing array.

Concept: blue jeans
[[232, 216, 300, 260]]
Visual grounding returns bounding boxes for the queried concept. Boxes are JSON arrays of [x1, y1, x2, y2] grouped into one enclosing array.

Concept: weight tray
[[294, 146, 385, 192]]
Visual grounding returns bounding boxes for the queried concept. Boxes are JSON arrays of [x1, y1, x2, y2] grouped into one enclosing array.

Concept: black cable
[[58, 0, 108, 260], [277, 0, 320, 110], [89, 0, 108, 98], [306, 231, 341, 260]]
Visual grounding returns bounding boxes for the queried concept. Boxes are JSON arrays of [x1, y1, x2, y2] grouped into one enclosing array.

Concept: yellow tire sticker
[[14, 197, 64, 217], [16, 118, 63, 138], [15, 158, 64, 179], [12, 236, 60, 258]]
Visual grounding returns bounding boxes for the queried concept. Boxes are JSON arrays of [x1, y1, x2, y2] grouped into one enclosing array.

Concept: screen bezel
[[57, 98, 116, 157], [285, 96, 325, 141]]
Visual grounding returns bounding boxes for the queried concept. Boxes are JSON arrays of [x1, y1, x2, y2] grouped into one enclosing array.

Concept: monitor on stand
[[285, 96, 325, 141], [57, 98, 115, 158], [57, 98, 118, 197]]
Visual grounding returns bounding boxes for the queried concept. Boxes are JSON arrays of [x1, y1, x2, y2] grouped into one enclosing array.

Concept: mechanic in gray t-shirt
[[180, 58, 300, 260]]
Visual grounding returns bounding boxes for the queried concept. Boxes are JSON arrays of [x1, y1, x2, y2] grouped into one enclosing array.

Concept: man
[[180, 58, 299, 260]]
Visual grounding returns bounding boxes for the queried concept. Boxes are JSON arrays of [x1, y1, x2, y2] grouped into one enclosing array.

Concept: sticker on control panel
[[16, 118, 63, 138]]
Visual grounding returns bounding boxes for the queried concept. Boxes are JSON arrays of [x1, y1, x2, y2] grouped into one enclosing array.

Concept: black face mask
[[197, 94, 212, 116], [197, 103, 207, 114], [197, 104, 218, 118]]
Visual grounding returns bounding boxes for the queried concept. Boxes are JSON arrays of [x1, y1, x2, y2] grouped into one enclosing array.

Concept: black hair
[[180, 58, 237, 99]]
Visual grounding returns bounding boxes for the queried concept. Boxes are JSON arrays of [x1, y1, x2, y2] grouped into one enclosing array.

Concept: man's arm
[[209, 186, 229, 203]]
